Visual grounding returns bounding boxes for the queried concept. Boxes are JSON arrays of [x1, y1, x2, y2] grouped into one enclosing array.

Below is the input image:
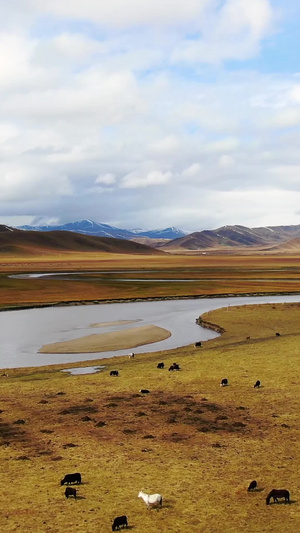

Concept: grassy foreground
[[1, 302, 300, 532]]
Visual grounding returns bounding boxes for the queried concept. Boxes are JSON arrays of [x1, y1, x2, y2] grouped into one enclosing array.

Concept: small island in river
[[39, 324, 171, 354]]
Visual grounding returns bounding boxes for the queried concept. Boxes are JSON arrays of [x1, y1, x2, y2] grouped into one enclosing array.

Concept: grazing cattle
[[65, 487, 77, 499], [248, 480, 257, 491], [157, 362, 164, 369], [139, 389, 150, 394], [60, 473, 81, 486], [195, 341, 202, 347], [254, 380, 261, 388], [169, 363, 180, 371], [266, 489, 290, 505], [128, 352, 135, 359], [220, 378, 228, 387], [246, 336, 250, 340], [138, 491, 163, 509], [110, 370, 119, 377], [276, 332, 281, 337], [112, 515, 128, 531]]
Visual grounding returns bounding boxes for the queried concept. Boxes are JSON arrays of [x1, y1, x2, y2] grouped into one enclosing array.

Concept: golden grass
[[1, 252, 300, 309], [2, 302, 300, 532]]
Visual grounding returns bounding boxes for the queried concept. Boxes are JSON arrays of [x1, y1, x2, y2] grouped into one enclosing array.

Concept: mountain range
[[16, 220, 300, 251], [17, 220, 186, 240], [161, 224, 300, 251], [7, 219, 300, 254]]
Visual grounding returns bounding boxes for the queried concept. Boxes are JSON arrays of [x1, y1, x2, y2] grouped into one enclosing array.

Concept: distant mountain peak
[[16, 220, 187, 241]]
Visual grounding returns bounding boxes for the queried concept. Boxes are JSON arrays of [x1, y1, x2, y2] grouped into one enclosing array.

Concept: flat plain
[[1, 252, 300, 308], [1, 252, 300, 532]]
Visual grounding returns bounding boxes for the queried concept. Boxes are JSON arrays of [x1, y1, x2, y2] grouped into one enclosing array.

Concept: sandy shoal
[[91, 319, 141, 328], [39, 324, 171, 354]]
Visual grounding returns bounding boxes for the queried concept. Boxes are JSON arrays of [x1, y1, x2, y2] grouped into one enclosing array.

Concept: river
[[1, 293, 300, 369]]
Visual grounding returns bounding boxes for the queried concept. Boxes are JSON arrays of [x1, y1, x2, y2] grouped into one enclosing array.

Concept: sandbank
[[39, 324, 171, 354], [91, 319, 141, 328]]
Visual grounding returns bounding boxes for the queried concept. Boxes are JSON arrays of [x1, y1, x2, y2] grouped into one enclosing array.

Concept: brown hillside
[[161, 231, 221, 250], [266, 237, 300, 252], [161, 227, 270, 251], [130, 237, 170, 247], [160, 224, 300, 251], [0, 226, 165, 255]]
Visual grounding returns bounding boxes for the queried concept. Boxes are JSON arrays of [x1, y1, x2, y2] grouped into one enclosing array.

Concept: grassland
[[1, 301, 300, 532], [1, 252, 300, 309], [1, 251, 300, 532]]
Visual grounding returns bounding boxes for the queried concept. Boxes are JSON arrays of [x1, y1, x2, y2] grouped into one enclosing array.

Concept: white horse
[[138, 491, 163, 509]]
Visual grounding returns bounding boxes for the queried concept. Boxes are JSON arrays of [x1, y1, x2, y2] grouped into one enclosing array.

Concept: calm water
[[1, 294, 300, 369], [61, 365, 105, 375]]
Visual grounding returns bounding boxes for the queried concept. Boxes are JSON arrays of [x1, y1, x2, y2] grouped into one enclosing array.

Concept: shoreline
[[196, 316, 225, 334], [1, 290, 300, 313]]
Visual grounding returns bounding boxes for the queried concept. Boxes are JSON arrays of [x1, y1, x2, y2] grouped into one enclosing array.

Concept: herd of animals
[[59, 339, 291, 530], [60, 471, 291, 531], [60, 472, 163, 530]]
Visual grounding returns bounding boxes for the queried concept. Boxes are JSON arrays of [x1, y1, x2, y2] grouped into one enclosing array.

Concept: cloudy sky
[[1, 0, 300, 232]]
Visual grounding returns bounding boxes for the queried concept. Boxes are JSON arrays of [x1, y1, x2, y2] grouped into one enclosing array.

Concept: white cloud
[[32, 0, 210, 29], [148, 135, 179, 155], [172, 0, 274, 64], [0, 0, 300, 231], [0, 123, 19, 144], [0, 165, 73, 202], [3, 69, 143, 125], [182, 163, 202, 179], [203, 137, 240, 153], [289, 85, 300, 103], [121, 168, 172, 189], [95, 173, 116, 185], [32, 33, 106, 69], [269, 165, 300, 188], [0, 33, 35, 88], [219, 154, 235, 168]]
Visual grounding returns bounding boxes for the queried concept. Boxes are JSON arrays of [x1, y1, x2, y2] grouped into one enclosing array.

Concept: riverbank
[[2, 290, 300, 313], [196, 316, 225, 334]]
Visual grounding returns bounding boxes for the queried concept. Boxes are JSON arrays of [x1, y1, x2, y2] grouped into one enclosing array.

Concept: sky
[[1, 0, 300, 232]]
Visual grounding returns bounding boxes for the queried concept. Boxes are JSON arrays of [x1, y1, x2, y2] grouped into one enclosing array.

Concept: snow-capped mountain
[[16, 219, 187, 240]]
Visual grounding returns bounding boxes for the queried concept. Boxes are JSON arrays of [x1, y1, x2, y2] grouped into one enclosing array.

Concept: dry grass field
[[1, 301, 300, 532], [1, 251, 300, 532], [1, 252, 300, 309]]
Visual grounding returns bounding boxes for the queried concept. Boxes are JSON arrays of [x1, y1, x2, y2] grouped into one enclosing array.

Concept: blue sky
[[1, 1, 300, 232]]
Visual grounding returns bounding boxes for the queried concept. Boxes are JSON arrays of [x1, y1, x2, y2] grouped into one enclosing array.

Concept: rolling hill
[[266, 237, 300, 253], [0, 226, 165, 255], [160, 224, 300, 251]]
